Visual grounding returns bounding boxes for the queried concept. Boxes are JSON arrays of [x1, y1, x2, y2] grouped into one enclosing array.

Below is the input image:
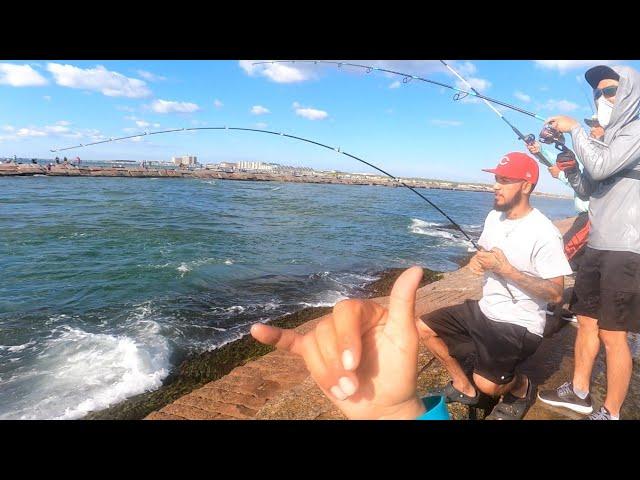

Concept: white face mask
[[597, 96, 614, 128]]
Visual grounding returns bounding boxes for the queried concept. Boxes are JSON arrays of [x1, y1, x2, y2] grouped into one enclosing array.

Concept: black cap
[[585, 65, 620, 88]]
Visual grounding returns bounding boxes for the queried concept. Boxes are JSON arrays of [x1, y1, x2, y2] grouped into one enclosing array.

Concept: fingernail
[[330, 385, 348, 401], [338, 377, 356, 397], [342, 349, 355, 370]]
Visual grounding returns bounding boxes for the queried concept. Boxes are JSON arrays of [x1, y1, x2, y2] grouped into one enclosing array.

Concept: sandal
[[485, 376, 536, 420], [426, 381, 480, 406]]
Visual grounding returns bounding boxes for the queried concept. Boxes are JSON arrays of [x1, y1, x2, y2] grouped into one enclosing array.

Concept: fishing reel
[[539, 124, 568, 152]]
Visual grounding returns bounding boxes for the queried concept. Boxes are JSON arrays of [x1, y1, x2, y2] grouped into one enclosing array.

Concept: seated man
[[417, 152, 573, 419]]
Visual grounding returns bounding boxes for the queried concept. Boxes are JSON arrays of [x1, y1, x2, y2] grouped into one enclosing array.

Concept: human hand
[[590, 126, 605, 140], [250, 266, 426, 420], [556, 149, 578, 174], [546, 116, 579, 133], [469, 253, 485, 276], [476, 247, 514, 276], [526, 142, 541, 155], [548, 165, 561, 178]]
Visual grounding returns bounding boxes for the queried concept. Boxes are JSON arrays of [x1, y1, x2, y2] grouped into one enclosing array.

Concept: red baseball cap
[[482, 152, 539, 184]]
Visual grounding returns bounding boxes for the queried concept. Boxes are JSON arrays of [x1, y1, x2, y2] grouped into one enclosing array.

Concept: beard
[[494, 190, 522, 212]]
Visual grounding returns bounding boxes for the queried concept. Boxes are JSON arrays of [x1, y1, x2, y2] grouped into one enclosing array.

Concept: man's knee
[[577, 315, 599, 332], [598, 328, 628, 349], [472, 373, 503, 397]]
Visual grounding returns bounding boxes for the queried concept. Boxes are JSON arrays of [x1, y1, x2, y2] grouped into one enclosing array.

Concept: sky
[[2, 59, 639, 195]]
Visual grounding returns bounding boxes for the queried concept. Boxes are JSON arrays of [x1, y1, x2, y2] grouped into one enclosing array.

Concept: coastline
[[83, 267, 443, 420], [0, 164, 571, 199]]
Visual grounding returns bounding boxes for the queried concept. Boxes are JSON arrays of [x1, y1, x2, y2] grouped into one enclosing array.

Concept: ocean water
[[0, 176, 576, 419]]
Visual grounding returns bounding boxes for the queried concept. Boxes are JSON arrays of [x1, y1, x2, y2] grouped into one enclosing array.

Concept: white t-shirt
[[477, 208, 573, 337]]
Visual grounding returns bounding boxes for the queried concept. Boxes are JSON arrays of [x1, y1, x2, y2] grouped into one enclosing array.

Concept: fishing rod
[[50, 126, 479, 248], [252, 60, 547, 122], [439, 60, 552, 168]]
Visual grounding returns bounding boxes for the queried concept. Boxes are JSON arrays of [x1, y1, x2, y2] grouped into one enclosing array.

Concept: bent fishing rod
[[51, 126, 480, 245], [252, 60, 547, 122], [439, 60, 553, 168], [51, 126, 518, 301]]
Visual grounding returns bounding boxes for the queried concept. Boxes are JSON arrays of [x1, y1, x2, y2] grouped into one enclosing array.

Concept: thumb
[[250, 323, 304, 356], [385, 266, 423, 333]]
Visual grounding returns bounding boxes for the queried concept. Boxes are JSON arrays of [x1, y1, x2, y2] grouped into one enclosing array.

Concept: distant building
[[172, 155, 198, 166]]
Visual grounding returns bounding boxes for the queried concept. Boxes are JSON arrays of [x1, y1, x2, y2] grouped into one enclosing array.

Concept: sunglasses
[[593, 85, 618, 100]]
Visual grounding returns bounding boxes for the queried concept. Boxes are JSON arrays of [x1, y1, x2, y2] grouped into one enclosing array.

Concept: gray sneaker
[[585, 406, 616, 420], [537, 381, 593, 414]]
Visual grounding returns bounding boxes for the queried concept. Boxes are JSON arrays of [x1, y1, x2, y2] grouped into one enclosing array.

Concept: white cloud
[[136, 70, 166, 82], [150, 99, 200, 113], [389, 80, 401, 89], [430, 119, 463, 127], [255, 122, 268, 129], [46, 63, 151, 98], [239, 60, 313, 83], [514, 91, 531, 103], [44, 125, 70, 134], [153, 123, 160, 128], [455, 76, 491, 93], [2, 123, 104, 144], [453, 61, 477, 77], [17, 128, 48, 137], [0, 63, 48, 86], [213, 99, 223, 108], [251, 105, 270, 115], [135, 120, 150, 127], [540, 99, 579, 112], [534, 60, 617, 73], [294, 102, 328, 120], [43, 95, 52, 101]]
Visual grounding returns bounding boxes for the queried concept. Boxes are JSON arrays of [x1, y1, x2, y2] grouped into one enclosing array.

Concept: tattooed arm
[[476, 248, 564, 304]]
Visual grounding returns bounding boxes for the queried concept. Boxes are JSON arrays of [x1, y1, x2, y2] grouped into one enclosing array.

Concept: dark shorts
[[419, 300, 542, 385], [572, 247, 640, 332]]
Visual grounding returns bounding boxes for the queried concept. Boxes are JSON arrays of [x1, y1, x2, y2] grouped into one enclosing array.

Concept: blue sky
[[2, 59, 638, 195]]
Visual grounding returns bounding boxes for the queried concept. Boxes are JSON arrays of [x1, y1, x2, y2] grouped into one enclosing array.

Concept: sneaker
[[585, 406, 617, 420], [537, 381, 593, 414]]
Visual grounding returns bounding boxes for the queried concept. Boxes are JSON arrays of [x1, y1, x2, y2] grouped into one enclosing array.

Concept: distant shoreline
[[0, 163, 572, 200]]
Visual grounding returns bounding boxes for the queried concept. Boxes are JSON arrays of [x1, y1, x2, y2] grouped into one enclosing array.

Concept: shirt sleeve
[[532, 232, 574, 279], [477, 211, 494, 250]]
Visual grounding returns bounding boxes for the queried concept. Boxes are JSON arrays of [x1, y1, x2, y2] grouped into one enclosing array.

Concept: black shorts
[[572, 247, 640, 332], [419, 300, 542, 385]]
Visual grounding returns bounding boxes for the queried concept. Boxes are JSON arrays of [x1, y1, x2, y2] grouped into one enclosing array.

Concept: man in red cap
[[250, 154, 572, 420], [417, 152, 572, 419]]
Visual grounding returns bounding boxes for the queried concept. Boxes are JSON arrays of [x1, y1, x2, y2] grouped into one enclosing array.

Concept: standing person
[[538, 65, 640, 420], [528, 141, 589, 272]]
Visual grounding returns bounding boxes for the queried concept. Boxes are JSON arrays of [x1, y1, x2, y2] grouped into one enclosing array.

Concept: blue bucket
[[418, 395, 450, 420]]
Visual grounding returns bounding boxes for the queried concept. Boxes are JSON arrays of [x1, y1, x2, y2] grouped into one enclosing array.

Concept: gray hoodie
[[566, 65, 640, 254]]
